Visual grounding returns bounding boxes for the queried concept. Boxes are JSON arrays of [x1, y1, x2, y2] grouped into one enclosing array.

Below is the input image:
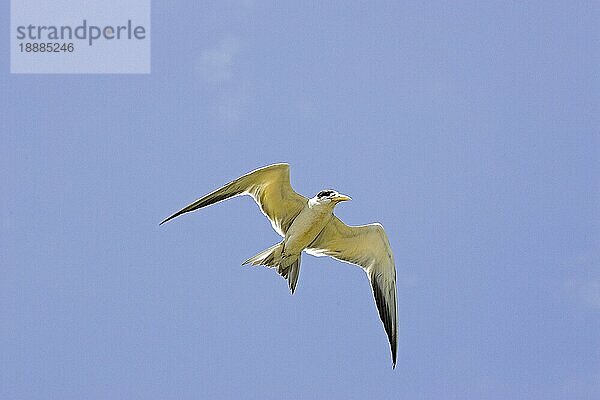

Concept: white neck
[[308, 197, 336, 213]]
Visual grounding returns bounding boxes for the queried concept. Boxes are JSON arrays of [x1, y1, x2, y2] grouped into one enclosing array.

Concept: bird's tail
[[243, 242, 301, 294]]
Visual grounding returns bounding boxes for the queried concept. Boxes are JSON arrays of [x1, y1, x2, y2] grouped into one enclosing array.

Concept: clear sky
[[2, 1, 599, 399]]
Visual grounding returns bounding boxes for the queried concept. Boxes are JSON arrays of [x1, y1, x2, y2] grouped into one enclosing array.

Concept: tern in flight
[[160, 163, 398, 367]]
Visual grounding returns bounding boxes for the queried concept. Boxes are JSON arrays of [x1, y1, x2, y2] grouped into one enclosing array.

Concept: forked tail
[[243, 242, 301, 294]]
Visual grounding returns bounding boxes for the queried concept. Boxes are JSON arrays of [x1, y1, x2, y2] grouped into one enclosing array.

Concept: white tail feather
[[243, 242, 301, 294]]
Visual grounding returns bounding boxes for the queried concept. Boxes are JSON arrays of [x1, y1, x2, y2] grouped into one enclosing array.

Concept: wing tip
[[159, 211, 182, 226], [159, 216, 172, 225]]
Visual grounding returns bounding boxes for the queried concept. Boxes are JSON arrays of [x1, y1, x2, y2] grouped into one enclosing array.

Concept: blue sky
[[2, 1, 599, 399]]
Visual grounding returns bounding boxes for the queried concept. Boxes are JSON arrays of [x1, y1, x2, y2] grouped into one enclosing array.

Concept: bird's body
[[283, 196, 334, 255], [161, 163, 398, 367]]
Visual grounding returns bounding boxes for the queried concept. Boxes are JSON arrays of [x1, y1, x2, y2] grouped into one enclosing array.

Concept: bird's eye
[[317, 190, 334, 198]]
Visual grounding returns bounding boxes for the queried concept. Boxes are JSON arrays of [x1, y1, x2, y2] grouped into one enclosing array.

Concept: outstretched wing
[[160, 163, 307, 236], [307, 217, 398, 367]]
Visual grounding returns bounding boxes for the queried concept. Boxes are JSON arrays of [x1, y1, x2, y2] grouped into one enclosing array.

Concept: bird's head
[[312, 190, 352, 206]]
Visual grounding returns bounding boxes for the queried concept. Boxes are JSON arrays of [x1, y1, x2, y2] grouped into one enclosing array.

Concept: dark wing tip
[[159, 210, 185, 225], [159, 215, 174, 226], [371, 276, 398, 368], [391, 324, 397, 368]]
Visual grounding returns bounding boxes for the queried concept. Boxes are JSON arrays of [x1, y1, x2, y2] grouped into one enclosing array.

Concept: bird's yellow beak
[[334, 194, 352, 202]]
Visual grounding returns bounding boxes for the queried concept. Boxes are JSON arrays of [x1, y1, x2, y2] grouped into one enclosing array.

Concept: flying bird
[[160, 163, 398, 367]]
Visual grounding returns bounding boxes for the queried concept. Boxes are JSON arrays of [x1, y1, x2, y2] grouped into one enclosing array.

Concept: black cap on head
[[317, 190, 335, 198]]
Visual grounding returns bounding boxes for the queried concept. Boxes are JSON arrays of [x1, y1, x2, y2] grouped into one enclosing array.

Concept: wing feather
[[160, 163, 306, 236], [307, 217, 398, 367]]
